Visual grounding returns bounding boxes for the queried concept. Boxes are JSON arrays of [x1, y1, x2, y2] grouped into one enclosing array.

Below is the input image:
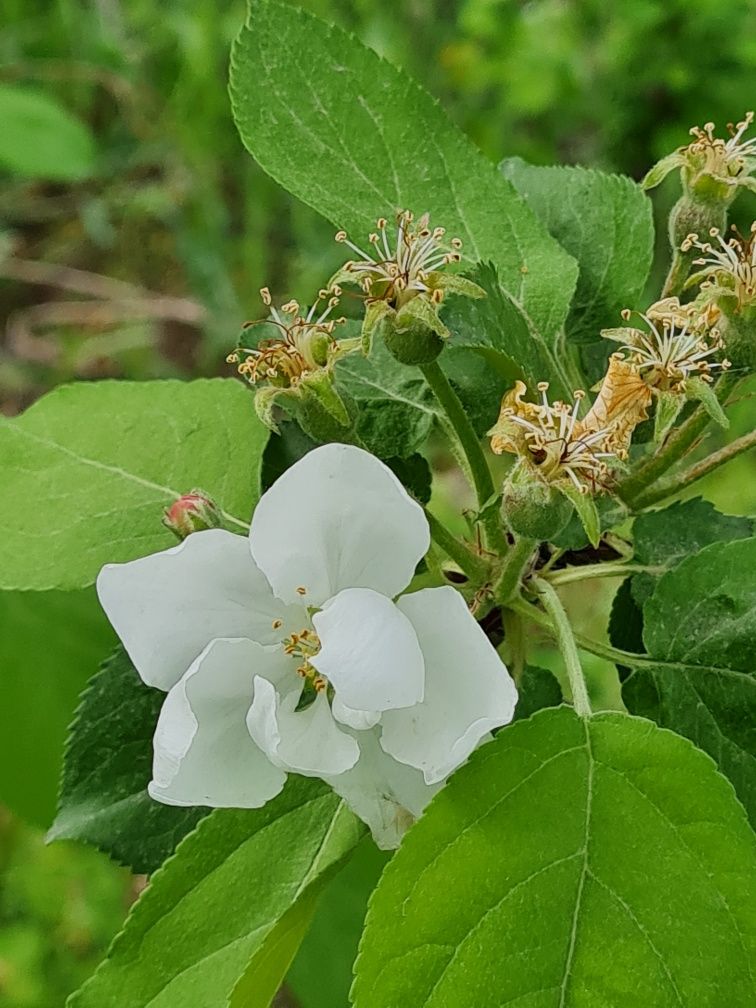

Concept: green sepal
[[739, 175, 756, 195], [600, 326, 637, 345], [430, 272, 487, 300], [558, 484, 601, 548], [254, 385, 293, 434], [686, 375, 729, 428], [395, 294, 449, 340], [642, 151, 686, 190], [653, 390, 684, 443], [361, 300, 392, 355]]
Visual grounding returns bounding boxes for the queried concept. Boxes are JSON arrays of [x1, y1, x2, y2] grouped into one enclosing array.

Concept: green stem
[[419, 360, 507, 551], [530, 577, 592, 717], [661, 250, 692, 299], [423, 508, 489, 582], [631, 428, 756, 510], [510, 597, 652, 668], [544, 561, 661, 587], [502, 609, 526, 684], [493, 536, 537, 604], [617, 372, 738, 506]]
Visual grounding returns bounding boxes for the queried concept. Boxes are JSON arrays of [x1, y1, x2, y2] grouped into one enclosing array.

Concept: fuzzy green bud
[[501, 462, 573, 542]]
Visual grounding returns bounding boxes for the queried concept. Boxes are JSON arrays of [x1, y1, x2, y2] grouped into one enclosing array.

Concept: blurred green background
[[1, 1, 755, 1004]]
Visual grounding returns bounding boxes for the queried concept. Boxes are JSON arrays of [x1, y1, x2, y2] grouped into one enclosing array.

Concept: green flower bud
[[501, 461, 573, 542], [382, 310, 445, 365]]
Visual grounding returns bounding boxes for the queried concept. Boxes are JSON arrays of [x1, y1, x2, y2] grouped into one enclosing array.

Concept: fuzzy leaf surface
[[501, 159, 654, 350], [0, 379, 266, 590], [354, 707, 756, 1007], [48, 648, 206, 873], [230, 1, 577, 341], [624, 537, 756, 826], [69, 780, 362, 1008]]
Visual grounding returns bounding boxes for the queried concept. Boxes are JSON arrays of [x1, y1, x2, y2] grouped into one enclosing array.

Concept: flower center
[[282, 627, 328, 697]]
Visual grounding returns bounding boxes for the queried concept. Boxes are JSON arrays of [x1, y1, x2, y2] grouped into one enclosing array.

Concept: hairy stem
[[419, 360, 507, 551], [423, 508, 489, 582], [617, 372, 739, 506], [544, 561, 661, 587], [493, 536, 537, 604], [631, 428, 756, 510], [510, 596, 652, 668], [530, 577, 592, 717]]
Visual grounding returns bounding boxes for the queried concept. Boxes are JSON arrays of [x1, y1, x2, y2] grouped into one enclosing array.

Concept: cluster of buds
[[227, 287, 360, 438], [645, 112, 756, 204], [331, 210, 484, 364]]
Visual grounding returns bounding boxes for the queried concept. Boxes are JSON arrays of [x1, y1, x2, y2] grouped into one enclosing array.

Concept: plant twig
[[616, 372, 739, 506], [544, 561, 661, 587], [419, 360, 507, 552], [423, 508, 489, 582], [631, 429, 756, 510]]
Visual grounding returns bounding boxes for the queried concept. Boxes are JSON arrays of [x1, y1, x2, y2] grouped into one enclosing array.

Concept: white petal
[[325, 729, 440, 850], [311, 588, 424, 712], [381, 587, 518, 784], [249, 444, 430, 606], [149, 638, 289, 808], [247, 678, 359, 777], [97, 528, 304, 690], [331, 696, 381, 731]]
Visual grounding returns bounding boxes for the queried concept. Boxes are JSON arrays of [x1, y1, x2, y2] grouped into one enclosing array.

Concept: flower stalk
[[493, 536, 537, 604], [419, 360, 507, 552], [530, 577, 592, 717]]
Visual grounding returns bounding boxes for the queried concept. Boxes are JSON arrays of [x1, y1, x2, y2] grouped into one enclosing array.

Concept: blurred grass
[[1, 1, 756, 1005]]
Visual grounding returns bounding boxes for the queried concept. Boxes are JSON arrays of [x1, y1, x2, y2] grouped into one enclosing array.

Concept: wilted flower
[[489, 381, 618, 494], [97, 444, 517, 848], [683, 226, 756, 310], [331, 210, 484, 361], [227, 287, 359, 435], [604, 305, 730, 392], [644, 112, 756, 201]]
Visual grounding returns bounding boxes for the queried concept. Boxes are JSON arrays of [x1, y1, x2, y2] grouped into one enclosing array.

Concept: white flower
[[97, 444, 517, 848]]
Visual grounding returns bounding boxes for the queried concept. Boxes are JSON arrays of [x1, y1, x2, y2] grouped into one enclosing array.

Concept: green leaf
[[227, 891, 319, 1008], [335, 340, 440, 458], [288, 839, 389, 1008], [624, 537, 756, 826], [384, 454, 432, 505], [686, 375, 730, 428], [48, 648, 207, 874], [513, 665, 563, 720], [0, 379, 267, 590], [653, 391, 683, 444], [631, 497, 752, 606], [561, 485, 601, 548], [354, 707, 756, 1008], [229, 1, 577, 342], [443, 262, 572, 397], [608, 578, 645, 672], [501, 159, 654, 347], [0, 588, 115, 827], [68, 780, 363, 1008], [0, 85, 97, 181]]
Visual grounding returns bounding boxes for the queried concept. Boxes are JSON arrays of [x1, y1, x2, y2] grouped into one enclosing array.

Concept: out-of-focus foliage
[[0, 813, 130, 1008]]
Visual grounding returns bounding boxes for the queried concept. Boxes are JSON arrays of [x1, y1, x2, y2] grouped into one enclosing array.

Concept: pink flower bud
[[162, 490, 222, 540]]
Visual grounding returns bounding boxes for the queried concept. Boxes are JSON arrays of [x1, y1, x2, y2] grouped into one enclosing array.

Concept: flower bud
[[163, 490, 222, 540], [382, 312, 445, 365], [501, 462, 573, 542]]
